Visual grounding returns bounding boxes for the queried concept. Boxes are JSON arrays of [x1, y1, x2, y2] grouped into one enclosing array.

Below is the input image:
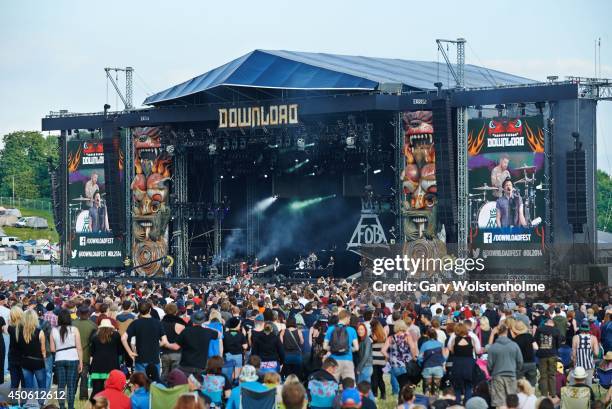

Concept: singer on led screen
[[496, 178, 527, 228]]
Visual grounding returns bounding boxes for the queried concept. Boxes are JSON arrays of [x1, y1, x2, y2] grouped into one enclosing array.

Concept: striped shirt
[[575, 334, 594, 370], [372, 340, 386, 366]]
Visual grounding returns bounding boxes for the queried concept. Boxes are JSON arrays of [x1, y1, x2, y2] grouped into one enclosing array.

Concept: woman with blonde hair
[[7, 306, 23, 388], [476, 316, 491, 348], [16, 309, 47, 390], [204, 309, 224, 358], [517, 378, 537, 409]]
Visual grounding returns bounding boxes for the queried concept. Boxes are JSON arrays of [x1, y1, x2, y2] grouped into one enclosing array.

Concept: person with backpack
[[309, 318, 328, 374], [324, 310, 359, 382], [388, 319, 419, 397], [280, 316, 304, 379]]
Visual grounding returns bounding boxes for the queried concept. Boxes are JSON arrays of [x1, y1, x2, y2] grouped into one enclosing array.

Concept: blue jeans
[[357, 366, 375, 399], [357, 365, 373, 384], [223, 353, 243, 380], [135, 362, 160, 379], [455, 381, 473, 404], [45, 355, 54, 390], [22, 367, 47, 389], [390, 366, 407, 395]]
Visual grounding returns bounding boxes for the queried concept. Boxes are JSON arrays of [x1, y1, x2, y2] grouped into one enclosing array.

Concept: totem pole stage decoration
[[400, 111, 446, 271], [131, 127, 172, 276]]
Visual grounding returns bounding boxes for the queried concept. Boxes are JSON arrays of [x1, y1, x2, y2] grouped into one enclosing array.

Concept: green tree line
[[597, 169, 612, 233], [0, 131, 59, 199]]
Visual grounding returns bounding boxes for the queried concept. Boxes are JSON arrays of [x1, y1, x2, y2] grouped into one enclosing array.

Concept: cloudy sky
[[1, 0, 611, 170]]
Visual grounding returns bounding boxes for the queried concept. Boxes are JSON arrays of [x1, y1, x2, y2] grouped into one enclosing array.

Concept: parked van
[[0, 236, 19, 246]]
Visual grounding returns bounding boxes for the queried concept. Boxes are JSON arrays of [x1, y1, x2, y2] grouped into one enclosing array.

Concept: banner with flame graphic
[[67, 138, 124, 268], [467, 115, 546, 271]]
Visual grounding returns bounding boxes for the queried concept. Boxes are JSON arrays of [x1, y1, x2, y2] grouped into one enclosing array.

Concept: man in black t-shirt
[[122, 300, 179, 378], [534, 318, 561, 397], [177, 310, 219, 376]]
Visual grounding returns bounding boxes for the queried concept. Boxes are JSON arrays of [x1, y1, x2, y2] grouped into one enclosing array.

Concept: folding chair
[[240, 386, 277, 409], [594, 367, 612, 402], [560, 385, 591, 409], [149, 382, 191, 409]]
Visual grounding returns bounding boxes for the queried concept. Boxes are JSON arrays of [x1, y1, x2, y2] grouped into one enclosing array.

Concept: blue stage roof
[[143, 49, 534, 105]]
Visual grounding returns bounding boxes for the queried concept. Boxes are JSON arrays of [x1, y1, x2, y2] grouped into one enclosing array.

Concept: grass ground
[[2, 207, 58, 242]]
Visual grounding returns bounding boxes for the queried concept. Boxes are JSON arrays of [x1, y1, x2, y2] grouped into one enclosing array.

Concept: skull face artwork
[[131, 127, 172, 276], [400, 111, 437, 241]]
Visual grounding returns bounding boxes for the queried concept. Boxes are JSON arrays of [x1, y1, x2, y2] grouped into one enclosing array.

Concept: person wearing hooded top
[[94, 369, 131, 409], [487, 324, 523, 409]]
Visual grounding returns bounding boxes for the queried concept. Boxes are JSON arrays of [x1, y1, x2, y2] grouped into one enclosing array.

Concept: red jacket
[[95, 370, 131, 409]]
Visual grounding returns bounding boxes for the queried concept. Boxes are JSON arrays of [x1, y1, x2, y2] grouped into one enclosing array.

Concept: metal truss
[[174, 150, 188, 277], [394, 113, 404, 244], [246, 177, 256, 257], [123, 128, 133, 266], [569, 77, 612, 100]]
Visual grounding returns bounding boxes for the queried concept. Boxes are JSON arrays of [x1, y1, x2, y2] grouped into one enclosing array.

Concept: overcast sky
[[1, 0, 611, 171]]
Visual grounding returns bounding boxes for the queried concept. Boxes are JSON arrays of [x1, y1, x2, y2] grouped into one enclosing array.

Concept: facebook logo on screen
[[484, 232, 492, 244]]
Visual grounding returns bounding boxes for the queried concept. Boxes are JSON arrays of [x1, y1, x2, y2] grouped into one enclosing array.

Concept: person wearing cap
[[535, 318, 562, 397], [340, 387, 362, 409], [176, 310, 219, 376], [571, 321, 599, 385], [226, 365, 268, 409], [89, 318, 122, 398]]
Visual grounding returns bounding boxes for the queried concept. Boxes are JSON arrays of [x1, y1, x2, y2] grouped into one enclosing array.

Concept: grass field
[[2, 207, 58, 242]]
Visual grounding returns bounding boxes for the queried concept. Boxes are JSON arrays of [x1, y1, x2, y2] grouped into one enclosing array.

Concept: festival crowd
[[0, 277, 608, 409]]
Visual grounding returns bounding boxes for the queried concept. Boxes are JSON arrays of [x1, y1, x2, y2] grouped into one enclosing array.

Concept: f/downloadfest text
[[370, 256, 546, 293]]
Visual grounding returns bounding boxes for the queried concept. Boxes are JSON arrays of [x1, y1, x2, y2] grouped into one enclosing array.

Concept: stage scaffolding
[[246, 176, 257, 257], [174, 149, 189, 277], [123, 128, 133, 264]]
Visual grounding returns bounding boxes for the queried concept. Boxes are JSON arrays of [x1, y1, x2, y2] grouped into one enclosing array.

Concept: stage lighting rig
[[345, 135, 356, 149], [208, 143, 217, 155]]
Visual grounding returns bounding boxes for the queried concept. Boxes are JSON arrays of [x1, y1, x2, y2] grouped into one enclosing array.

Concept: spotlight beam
[[289, 194, 336, 211], [252, 196, 277, 213]]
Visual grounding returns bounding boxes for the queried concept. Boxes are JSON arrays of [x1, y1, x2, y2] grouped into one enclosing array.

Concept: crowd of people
[[0, 277, 608, 409]]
